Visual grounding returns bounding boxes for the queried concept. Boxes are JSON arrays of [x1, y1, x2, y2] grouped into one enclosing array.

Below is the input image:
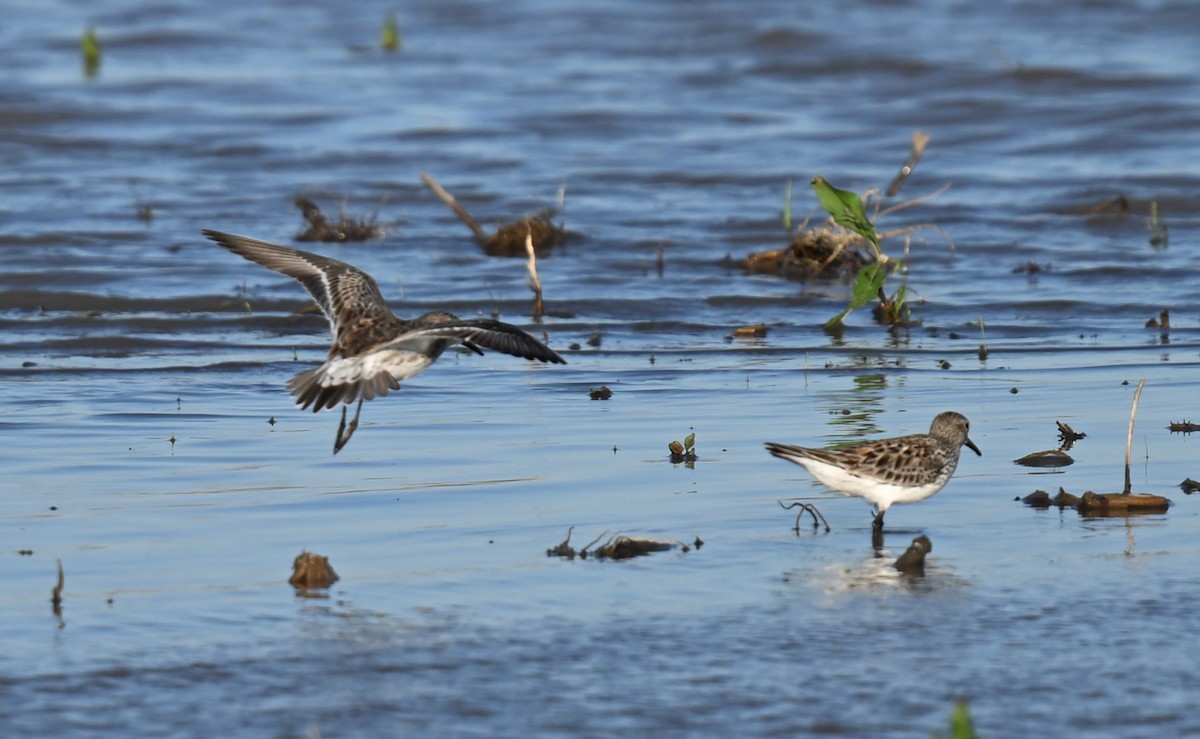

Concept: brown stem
[[419, 172, 488, 239]]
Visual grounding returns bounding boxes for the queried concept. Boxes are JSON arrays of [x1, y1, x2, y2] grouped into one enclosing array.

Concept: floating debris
[[546, 527, 577, 559], [588, 385, 613, 401], [1013, 449, 1074, 468], [289, 551, 339, 590], [1168, 420, 1199, 434], [893, 535, 932, 575], [1179, 478, 1200, 495], [591, 534, 690, 560], [730, 323, 768, 339], [294, 197, 386, 242], [546, 528, 695, 561], [779, 500, 831, 533], [1022, 486, 1165, 513], [1077, 491, 1171, 516]]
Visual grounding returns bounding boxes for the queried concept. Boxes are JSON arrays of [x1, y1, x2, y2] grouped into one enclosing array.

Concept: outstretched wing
[[203, 230, 395, 342], [394, 316, 566, 364]]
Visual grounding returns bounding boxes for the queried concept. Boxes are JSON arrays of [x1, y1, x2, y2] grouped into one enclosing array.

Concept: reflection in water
[[822, 372, 891, 439], [786, 531, 967, 597]]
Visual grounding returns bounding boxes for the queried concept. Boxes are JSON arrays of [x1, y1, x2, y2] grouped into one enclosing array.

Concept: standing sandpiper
[[765, 411, 981, 533]]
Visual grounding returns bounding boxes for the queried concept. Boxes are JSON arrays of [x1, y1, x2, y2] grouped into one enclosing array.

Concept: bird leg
[[870, 510, 886, 551], [333, 399, 364, 455]]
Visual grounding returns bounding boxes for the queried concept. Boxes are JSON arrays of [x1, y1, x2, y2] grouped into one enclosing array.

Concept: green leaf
[[811, 176, 879, 252], [683, 432, 695, 452], [849, 262, 887, 309], [824, 263, 887, 328]]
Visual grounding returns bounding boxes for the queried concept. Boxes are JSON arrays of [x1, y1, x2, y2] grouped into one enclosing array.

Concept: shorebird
[[204, 230, 565, 453], [765, 411, 980, 532]]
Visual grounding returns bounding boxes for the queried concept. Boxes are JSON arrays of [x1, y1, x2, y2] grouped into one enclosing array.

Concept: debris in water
[[591, 534, 689, 560], [289, 551, 339, 590], [589, 385, 613, 400], [1168, 420, 1199, 434], [893, 535, 932, 575], [294, 196, 387, 242], [546, 527, 577, 559], [779, 500, 831, 533], [1077, 491, 1171, 515], [1013, 449, 1074, 468], [1179, 478, 1200, 495], [744, 225, 868, 282], [546, 529, 696, 561], [730, 324, 768, 339], [420, 172, 568, 257]]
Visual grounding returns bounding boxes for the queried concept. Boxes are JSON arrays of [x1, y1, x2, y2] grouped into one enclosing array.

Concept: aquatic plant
[[80, 26, 101, 78], [668, 432, 696, 464], [811, 176, 909, 327], [933, 701, 978, 739], [381, 11, 402, 52]]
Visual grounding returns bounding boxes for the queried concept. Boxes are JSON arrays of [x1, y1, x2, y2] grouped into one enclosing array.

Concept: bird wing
[[203, 230, 395, 343], [387, 316, 566, 364]]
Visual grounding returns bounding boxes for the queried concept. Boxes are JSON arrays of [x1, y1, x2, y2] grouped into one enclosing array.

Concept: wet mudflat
[[3, 1, 1200, 737]]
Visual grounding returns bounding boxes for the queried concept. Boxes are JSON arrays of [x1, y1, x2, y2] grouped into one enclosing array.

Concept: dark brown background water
[[3, 0, 1200, 736]]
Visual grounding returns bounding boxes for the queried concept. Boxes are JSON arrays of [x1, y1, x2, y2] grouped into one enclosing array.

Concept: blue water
[[3, 0, 1200, 736]]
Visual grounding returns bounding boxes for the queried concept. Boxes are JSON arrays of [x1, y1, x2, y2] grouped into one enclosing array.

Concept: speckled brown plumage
[[765, 411, 981, 531]]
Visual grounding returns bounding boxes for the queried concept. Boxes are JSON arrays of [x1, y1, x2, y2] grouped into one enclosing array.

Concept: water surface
[[3, 1, 1200, 736]]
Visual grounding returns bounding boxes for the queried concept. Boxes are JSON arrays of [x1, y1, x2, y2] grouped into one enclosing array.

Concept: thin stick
[[525, 227, 544, 320], [419, 172, 488, 239], [1125, 379, 1145, 495], [52, 558, 64, 612], [886, 131, 931, 197]]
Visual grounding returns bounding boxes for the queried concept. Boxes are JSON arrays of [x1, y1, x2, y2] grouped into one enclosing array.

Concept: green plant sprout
[[811, 176, 910, 327], [933, 701, 978, 739], [81, 26, 101, 78], [381, 11, 402, 52], [668, 432, 696, 465]]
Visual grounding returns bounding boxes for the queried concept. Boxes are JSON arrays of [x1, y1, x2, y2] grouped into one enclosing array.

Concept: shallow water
[[3, 0, 1200, 736]]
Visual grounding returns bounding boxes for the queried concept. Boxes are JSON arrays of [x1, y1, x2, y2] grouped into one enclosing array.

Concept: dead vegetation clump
[[744, 224, 868, 281], [546, 528, 698, 560], [294, 196, 387, 242]]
